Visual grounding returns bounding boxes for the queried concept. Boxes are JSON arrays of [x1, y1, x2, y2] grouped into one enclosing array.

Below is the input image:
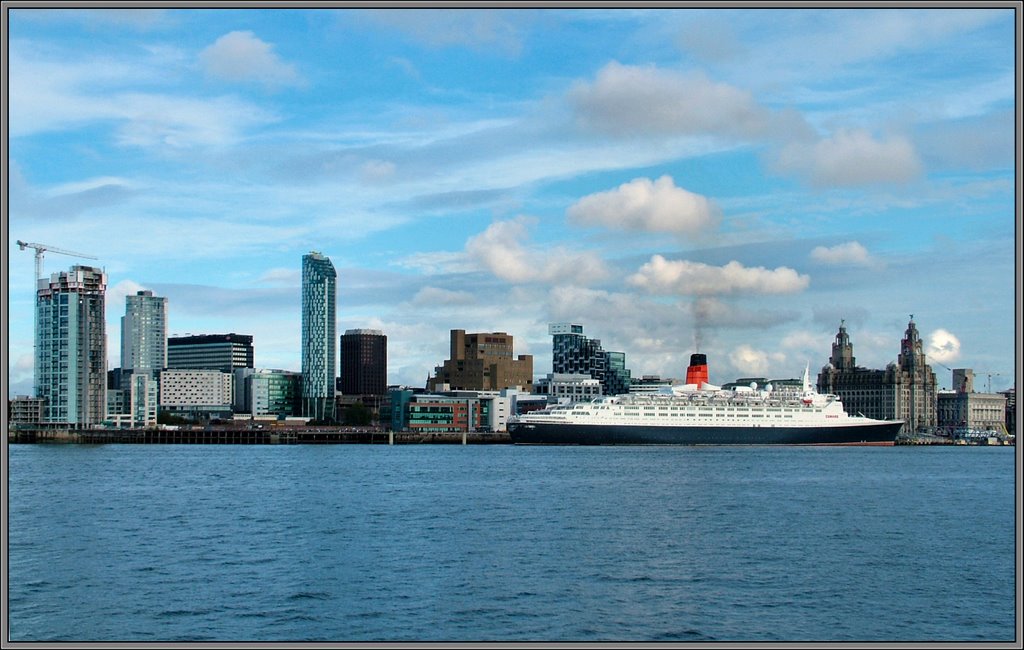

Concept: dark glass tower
[[301, 252, 337, 421]]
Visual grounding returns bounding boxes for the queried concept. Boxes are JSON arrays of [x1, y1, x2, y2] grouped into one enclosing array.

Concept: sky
[[6, 6, 1019, 397]]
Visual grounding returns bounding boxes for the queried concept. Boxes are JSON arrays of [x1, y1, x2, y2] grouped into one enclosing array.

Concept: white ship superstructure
[[508, 361, 903, 445]]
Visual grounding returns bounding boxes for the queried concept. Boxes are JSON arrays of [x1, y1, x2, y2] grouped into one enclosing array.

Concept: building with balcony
[[35, 265, 107, 428]]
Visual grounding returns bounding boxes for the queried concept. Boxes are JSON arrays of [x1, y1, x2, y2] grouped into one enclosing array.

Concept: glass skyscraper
[[301, 251, 337, 421], [36, 265, 107, 427]]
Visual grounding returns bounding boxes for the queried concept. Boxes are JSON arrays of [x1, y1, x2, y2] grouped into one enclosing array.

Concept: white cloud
[[773, 128, 923, 187], [257, 268, 301, 286], [359, 10, 526, 56], [568, 61, 808, 140], [567, 175, 721, 236], [411, 286, 475, 307], [359, 160, 397, 184], [628, 255, 810, 296], [199, 31, 304, 88], [810, 241, 873, 266], [728, 344, 786, 377], [465, 217, 609, 285], [927, 328, 961, 363]]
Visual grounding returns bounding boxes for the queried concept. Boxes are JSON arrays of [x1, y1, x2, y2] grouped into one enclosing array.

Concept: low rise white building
[[160, 369, 233, 418], [533, 373, 602, 403]]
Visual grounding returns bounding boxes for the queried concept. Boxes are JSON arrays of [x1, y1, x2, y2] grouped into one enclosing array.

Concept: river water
[[7, 444, 1017, 642]]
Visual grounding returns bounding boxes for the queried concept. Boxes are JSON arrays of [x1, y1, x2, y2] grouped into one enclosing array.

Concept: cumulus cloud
[[628, 255, 810, 296], [199, 31, 304, 88], [773, 128, 923, 187], [927, 328, 961, 363], [567, 175, 721, 236], [465, 217, 608, 285], [810, 241, 873, 266], [568, 61, 808, 140], [729, 344, 786, 377]]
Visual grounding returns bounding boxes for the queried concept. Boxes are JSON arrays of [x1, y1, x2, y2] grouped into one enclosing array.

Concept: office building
[[234, 368, 302, 417], [159, 369, 233, 420], [167, 333, 254, 372], [35, 265, 107, 427], [549, 323, 632, 396], [534, 373, 603, 403], [818, 318, 937, 434], [302, 251, 337, 420], [428, 329, 533, 392], [340, 329, 387, 396]]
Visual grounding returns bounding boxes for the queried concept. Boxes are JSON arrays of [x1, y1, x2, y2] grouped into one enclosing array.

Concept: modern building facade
[[115, 290, 167, 427], [301, 252, 337, 420], [35, 265, 107, 427], [550, 323, 632, 396], [534, 373, 603, 403], [159, 369, 233, 419], [167, 333, 254, 372], [340, 329, 387, 396], [234, 368, 302, 417], [122, 290, 167, 374], [428, 330, 533, 392], [388, 389, 513, 433], [818, 318, 938, 434]]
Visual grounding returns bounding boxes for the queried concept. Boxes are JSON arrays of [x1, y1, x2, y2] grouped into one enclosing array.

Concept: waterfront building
[[340, 329, 387, 396], [35, 265, 107, 428], [159, 369, 233, 420], [534, 373, 603, 403], [428, 330, 533, 392], [818, 318, 937, 434], [167, 333, 253, 372], [549, 323, 632, 396], [233, 369, 302, 417], [630, 375, 675, 395], [388, 388, 512, 433], [301, 252, 337, 421], [937, 390, 1008, 434], [122, 290, 167, 374], [8, 396, 46, 425], [999, 388, 1016, 436], [116, 290, 167, 427]]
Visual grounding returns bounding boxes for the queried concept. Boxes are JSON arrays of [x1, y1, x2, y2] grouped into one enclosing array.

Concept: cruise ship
[[507, 354, 903, 445]]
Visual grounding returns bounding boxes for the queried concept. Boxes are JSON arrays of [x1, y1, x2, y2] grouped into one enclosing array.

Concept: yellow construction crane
[[16, 240, 98, 282]]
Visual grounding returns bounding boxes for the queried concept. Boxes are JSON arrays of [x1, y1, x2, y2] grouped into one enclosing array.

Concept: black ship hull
[[507, 420, 903, 445]]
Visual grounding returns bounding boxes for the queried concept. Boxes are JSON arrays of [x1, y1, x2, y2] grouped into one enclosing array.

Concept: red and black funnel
[[685, 353, 709, 388]]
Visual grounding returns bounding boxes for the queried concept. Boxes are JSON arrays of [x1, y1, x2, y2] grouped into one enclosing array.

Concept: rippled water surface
[[7, 444, 1016, 642]]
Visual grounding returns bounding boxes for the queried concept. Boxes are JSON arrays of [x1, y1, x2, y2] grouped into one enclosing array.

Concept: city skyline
[[8, 7, 1018, 397]]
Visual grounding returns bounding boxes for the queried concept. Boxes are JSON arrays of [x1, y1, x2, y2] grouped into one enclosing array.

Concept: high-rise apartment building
[[115, 290, 167, 427], [35, 265, 107, 427], [549, 323, 632, 396], [428, 330, 533, 391], [340, 329, 388, 396], [122, 290, 167, 373], [167, 333, 253, 372], [301, 251, 337, 420]]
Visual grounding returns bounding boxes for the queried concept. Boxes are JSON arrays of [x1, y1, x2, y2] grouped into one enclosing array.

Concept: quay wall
[[7, 428, 511, 445]]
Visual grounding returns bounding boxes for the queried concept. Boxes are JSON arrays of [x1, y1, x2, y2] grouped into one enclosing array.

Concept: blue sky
[[7, 7, 1018, 396]]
